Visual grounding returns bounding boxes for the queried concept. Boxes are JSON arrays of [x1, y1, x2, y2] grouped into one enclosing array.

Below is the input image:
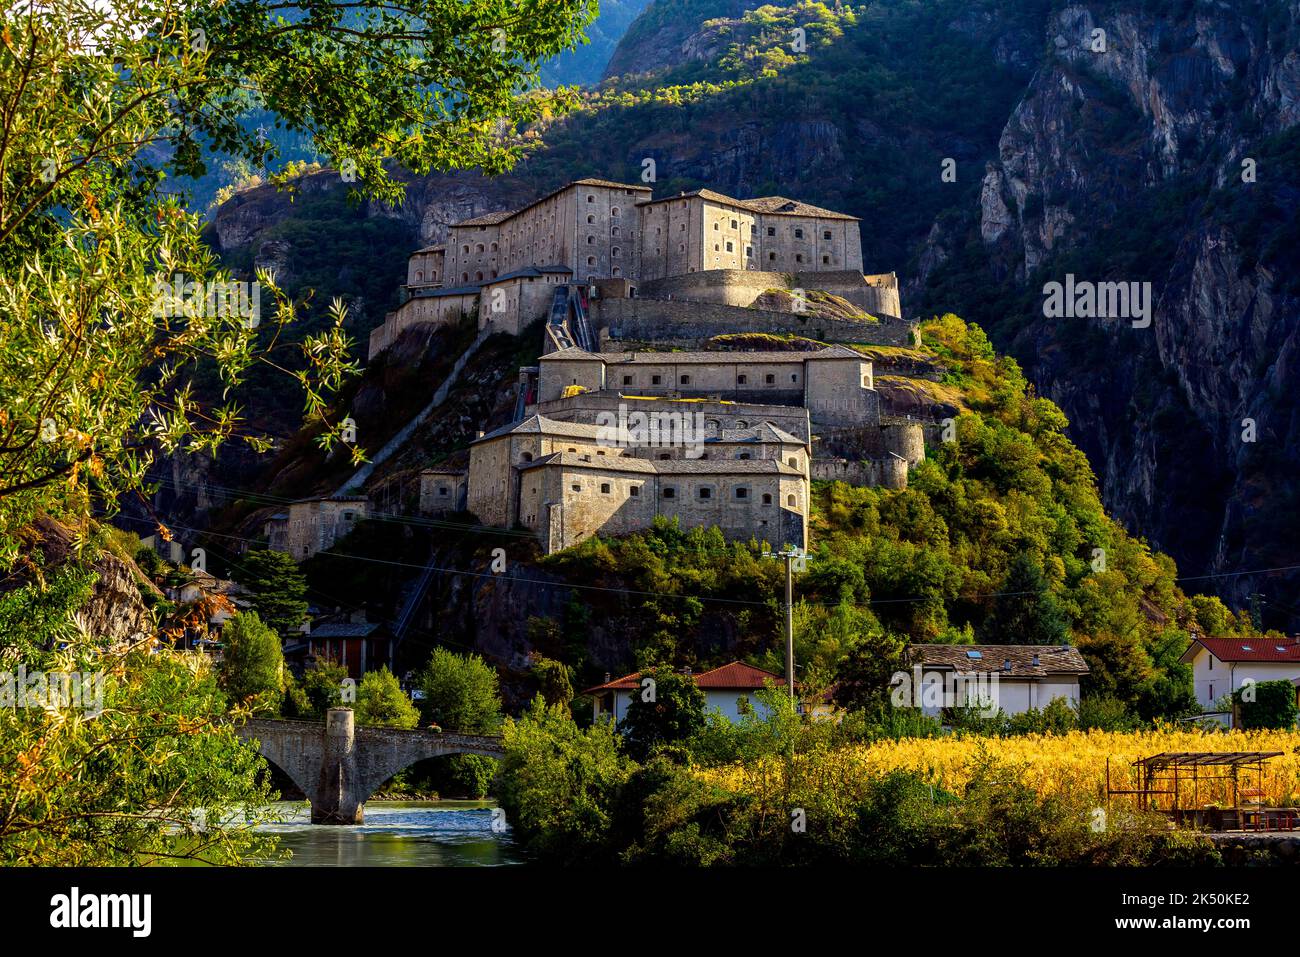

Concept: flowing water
[[252, 800, 522, 867]]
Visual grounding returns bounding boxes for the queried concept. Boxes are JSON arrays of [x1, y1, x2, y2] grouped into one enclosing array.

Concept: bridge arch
[[239, 711, 503, 824]]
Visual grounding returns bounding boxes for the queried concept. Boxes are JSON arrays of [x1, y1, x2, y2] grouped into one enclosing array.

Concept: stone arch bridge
[[239, 709, 504, 824]]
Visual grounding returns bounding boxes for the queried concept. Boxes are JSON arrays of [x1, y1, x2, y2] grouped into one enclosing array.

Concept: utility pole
[[764, 545, 805, 705]]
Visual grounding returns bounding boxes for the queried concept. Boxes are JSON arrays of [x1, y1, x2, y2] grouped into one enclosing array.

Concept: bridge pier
[[313, 708, 363, 825]]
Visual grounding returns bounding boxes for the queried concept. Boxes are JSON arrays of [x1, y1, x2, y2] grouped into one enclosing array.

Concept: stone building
[[281, 496, 368, 560], [367, 177, 898, 359], [635, 189, 863, 279], [418, 467, 468, 514], [466, 413, 809, 553], [536, 345, 880, 427]]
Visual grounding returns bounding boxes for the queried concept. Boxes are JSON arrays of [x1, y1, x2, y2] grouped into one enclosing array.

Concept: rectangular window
[[698, 488, 712, 500], [600, 483, 611, 494], [630, 486, 641, 497], [651, 375, 662, 385], [765, 374, 775, 385], [794, 228, 804, 239], [623, 375, 633, 385], [823, 230, 832, 240], [767, 227, 775, 236], [662, 487, 676, 499], [571, 483, 581, 492], [735, 488, 748, 499]]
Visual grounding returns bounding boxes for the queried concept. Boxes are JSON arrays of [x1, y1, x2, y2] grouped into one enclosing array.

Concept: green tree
[[218, 611, 285, 713], [982, 553, 1070, 646], [355, 667, 419, 729], [529, 653, 574, 708], [234, 550, 309, 638], [1235, 680, 1299, 730], [620, 666, 708, 761], [417, 648, 503, 732], [299, 659, 350, 718]]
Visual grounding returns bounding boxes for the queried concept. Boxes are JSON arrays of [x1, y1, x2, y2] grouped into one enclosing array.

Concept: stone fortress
[[364, 177, 936, 556]]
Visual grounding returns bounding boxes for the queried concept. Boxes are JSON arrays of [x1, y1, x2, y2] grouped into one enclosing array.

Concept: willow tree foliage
[[0, 0, 593, 863], [0, 0, 594, 562]]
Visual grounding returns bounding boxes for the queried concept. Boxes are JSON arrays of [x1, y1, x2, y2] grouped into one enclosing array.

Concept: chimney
[[1031, 654, 1040, 667], [603, 672, 611, 684], [1002, 658, 1011, 672]]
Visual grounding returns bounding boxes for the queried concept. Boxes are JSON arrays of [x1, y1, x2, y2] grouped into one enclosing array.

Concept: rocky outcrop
[[3, 518, 157, 648], [952, 1, 1300, 609]]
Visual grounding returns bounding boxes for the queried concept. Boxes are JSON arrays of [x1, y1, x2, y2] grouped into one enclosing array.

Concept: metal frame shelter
[[1107, 751, 1288, 831]]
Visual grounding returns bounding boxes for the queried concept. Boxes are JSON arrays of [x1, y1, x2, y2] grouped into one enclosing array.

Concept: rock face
[[5, 518, 157, 648], [954, 2, 1300, 609]]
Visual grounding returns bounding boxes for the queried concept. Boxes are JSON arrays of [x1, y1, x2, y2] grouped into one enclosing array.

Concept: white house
[[583, 661, 783, 724], [896, 644, 1089, 718], [1179, 636, 1300, 713]]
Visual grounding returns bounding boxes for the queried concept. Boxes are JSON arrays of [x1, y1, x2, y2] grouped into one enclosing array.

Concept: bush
[[1235, 680, 1299, 730]]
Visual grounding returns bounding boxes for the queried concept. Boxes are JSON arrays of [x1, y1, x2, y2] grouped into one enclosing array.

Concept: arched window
[[587, 195, 595, 203], [762, 493, 772, 505], [415, 270, 423, 282], [587, 235, 595, 244], [611, 226, 620, 238], [611, 206, 620, 217], [476, 243, 484, 253], [612, 247, 620, 258], [521, 452, 533, 462], [491, 242, 498, 251], [612, 267, 621, 277], [587, 214, 595, 224], [475, 272, 483, 281], [587, 256, 595, 266], [787, 494, 797, 507]]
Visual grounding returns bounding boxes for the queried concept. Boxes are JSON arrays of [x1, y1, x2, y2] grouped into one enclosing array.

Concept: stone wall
[[811, 456, 908, 490], [818, 422, 926, 466], [592, 296, 916, 347], [369, 292, 475, 358], [635, 269, 904, 321]]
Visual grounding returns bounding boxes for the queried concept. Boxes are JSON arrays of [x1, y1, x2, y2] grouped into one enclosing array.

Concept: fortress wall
[[634, 269, 903, 320], [368, 292, 476, 359], [592, 297, 916, 348], [810, 455, 909, 491]]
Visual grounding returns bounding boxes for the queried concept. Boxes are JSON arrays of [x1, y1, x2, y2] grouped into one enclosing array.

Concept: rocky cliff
[[923, 1, 1300, 612]]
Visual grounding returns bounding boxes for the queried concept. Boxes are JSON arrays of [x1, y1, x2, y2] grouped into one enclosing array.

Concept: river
[[251, 800, 522, 866]]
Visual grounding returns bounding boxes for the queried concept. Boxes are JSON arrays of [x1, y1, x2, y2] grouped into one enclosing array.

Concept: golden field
[[702, 728, 1300, 807]]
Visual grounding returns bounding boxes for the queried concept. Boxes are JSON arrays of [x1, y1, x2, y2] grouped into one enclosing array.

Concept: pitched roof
[[1179, 637, 1300, 664], [309, 622, 386, 639], [695, 660, 783, 689], [636, 188, 859, 221], [484, 265, 573, 283], [580, 660, 782, 695], [473, 414, 604, 444], [450, 179, 651, 229], [906, 644, 1089, 677]]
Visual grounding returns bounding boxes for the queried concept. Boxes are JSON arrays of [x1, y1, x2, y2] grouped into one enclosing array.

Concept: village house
[[1179, 636, 1300, 714], [582, 661, 785, 724], [897, 644, 1089, 718]]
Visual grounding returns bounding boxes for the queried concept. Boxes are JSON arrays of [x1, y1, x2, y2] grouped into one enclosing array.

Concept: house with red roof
[[1179, 636, 1300, 714], [581, 661, 784, 724]]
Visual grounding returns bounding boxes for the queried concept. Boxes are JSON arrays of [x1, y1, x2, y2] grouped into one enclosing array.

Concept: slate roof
[[636, 188, 859, 221], [906, 644, 1090, 677], [450, 179, 651, 229], [309, 622, 385, 639], [1179, 637, 1300, 664]]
